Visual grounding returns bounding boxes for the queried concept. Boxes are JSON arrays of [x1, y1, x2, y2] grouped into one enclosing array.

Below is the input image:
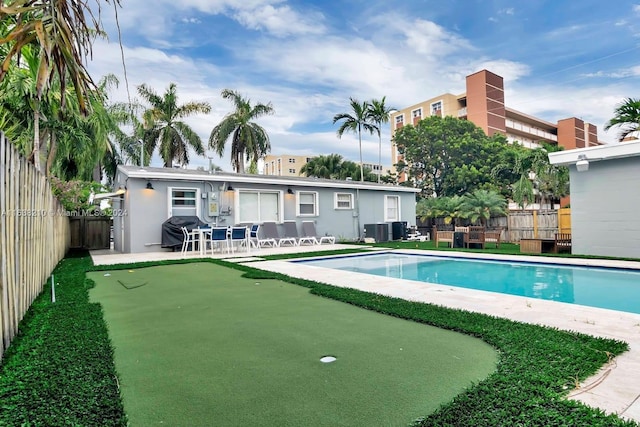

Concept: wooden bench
[[435, 230, 454, 248], [484, 229, 502, 249], [554, 233, 572, 254]]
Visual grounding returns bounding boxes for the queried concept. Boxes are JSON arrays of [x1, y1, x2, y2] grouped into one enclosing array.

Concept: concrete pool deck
[[91, 246, 640, 423]]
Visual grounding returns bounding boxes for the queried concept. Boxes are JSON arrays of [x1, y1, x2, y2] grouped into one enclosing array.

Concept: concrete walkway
[[91, 247, 640, 423]]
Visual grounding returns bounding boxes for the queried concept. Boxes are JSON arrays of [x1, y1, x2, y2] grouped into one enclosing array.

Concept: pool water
[[297, 253, 640, 314]]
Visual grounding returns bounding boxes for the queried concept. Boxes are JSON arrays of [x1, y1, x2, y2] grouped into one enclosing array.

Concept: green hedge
[[0, 251, 127, 426]]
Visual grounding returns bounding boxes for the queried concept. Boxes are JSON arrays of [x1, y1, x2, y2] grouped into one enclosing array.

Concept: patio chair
[[484, 229, 502, 249], [248, 224, 261, 249], [284, 221, 314, 246], [435, 230, 454, 248], [260, 222, 286, 247], [207, 226, 230, 254], [229, 226, 250, 253], [302, 221, 335, 245], [180, 226, 200, 256], [464, 226, 486, 249], [554, 233, 572, 254]]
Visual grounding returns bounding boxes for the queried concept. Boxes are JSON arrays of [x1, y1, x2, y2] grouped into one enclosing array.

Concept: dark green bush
[[0, 251, 127, 426]]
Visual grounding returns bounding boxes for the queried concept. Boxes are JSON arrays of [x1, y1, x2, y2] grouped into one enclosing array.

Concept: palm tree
[[367, 97, 395, 182], [299, 154, 344, 179], [0, 45, 124, 180], [459, 189, 507, 227], [333, 98, 378, 182], [209, 89, 274, 173], [137, 83, 211, 167], [417, 196, 464, 227], [338, 160, 377, 182], [604, 98, 640, 142], [50, 75, 129, 181], [0, 0, 120, 172]]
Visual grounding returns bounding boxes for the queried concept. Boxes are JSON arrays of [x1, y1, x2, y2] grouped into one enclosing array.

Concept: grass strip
[[373, 240, 640, 262], [0, 251, 127, 426], [1, 251, 637, 426]]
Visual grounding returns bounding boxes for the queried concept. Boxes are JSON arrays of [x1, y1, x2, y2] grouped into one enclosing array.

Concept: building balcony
[[458, 107, 467, 117], [506, 119, 557, 142]]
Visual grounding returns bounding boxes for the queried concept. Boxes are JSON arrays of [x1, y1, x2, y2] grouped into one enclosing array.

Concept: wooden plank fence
[[418, 209, 571, 243], [0, 132, 70, 360]]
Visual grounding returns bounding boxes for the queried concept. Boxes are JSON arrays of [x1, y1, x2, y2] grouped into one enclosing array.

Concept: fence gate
[[69, 216, 112, 249], [558, 208, 571, 234]]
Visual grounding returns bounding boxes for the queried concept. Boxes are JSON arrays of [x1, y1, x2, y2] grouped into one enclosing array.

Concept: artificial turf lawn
[[88, 263, 498, 426]]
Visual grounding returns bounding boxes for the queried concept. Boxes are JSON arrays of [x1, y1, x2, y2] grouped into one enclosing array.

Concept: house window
[[431, 101, 442, 116], [412, 108, 422, 119], [237, 190, 281, 223], [384, 195, 400, 221], [288, 168, 296, 174], [334, 192, 353, 209], [169, 188, 198, 217], [296, 191, 318, 216], [395, 115, 404, 125]]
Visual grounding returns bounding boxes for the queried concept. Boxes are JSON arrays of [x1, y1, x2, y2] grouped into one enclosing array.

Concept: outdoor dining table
[[196, 226, 213, 256]]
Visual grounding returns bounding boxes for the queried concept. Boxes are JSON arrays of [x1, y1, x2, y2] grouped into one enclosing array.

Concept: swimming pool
[[297, 252, 640, 315]]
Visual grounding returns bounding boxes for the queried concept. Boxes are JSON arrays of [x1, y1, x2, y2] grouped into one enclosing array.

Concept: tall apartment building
[[263, 154, 314, 177], [391, 69, 600, 182]]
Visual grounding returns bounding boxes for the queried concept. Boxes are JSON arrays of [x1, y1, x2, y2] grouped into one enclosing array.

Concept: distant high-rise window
[[431, 101, 442, 116]]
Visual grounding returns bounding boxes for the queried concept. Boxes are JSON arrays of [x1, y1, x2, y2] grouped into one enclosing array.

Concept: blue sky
[[88, 0, 640, 171]]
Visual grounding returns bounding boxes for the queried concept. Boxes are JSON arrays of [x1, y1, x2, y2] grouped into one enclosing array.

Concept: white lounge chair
[[254, 222, 279, 248], [262, 222, 295, 247], [284, 221, 316, 246], [302, 221, 335, 244]]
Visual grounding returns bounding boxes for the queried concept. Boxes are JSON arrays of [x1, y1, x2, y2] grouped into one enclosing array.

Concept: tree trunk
[[92, 161, 102, 182], [33, 106, 42, 173], [45, 131, 57, 177], [236, 151, 245, 174], [358, 125, 364, 182], [377, 133, 382, 183]]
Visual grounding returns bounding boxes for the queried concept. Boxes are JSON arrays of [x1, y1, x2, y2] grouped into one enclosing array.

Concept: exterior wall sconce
[[146, 181, 154, 190], [287, 187, 294, 194], [576, 154, 589, 172]]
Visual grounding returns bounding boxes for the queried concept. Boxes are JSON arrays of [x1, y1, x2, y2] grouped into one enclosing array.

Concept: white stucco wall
[[569, 156, 640, 258]]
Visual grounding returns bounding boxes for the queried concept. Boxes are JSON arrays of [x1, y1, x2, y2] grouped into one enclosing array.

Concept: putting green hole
[[320, 356, 336, 363]]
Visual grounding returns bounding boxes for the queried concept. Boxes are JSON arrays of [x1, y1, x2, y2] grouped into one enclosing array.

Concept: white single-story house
[[112, 165, 421, 253], [548, 141, 640, 258]]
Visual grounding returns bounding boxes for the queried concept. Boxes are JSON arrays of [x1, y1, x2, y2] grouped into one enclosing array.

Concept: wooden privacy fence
[[418, 209, 572, 243], [0, 132, 70, 360]]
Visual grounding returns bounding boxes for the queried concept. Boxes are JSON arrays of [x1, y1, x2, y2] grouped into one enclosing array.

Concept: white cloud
[[402, 19, 471, 56], [233, 4, 325, 37], [86, 0, 636, 172]]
